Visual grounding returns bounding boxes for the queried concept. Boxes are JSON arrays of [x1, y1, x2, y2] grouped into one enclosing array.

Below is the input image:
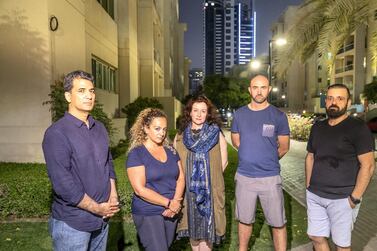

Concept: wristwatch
[[349, 195, 361, 205]]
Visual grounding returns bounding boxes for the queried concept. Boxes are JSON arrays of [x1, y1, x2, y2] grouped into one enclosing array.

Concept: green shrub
[[363, 77, 377, 103], [110, 139, 129, 159], [168, 129, 178, 142], [43, 80, 116, 137], [121, 96, 163, 130], [288, 116, 313, 141]]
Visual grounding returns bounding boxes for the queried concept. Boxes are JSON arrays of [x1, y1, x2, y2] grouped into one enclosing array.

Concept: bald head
[[250, 75, 269, 87], [248, 75, 271, 105]]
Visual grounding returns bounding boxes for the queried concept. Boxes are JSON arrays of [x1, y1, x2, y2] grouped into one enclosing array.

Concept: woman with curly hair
[[174, 95, 228, 250], [126, 108, 185, 251]]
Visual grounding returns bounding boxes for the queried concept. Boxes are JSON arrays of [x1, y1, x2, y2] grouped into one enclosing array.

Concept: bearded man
[[305, 84, 375, 251]]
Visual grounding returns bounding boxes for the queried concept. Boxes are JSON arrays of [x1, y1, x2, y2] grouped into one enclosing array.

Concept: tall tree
[[275, 0, 374, 77], [203, 75, 250, 109]]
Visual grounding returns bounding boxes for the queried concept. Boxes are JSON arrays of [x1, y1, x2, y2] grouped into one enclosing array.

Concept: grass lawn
[[0, 145, 309, 250]]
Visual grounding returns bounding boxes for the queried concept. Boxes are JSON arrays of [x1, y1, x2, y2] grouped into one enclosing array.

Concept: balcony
[[337, 42, 354, 54], [335, 64, 353, 74]]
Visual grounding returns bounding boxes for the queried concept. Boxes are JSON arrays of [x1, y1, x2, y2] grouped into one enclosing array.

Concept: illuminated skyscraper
[[203, 0, 256, 75]]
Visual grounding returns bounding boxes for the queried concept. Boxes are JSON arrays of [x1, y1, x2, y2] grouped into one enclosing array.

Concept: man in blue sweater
[[43, 70, 119, 251]]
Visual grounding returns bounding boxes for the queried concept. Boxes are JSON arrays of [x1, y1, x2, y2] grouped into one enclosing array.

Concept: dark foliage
[[121, 96, 163, 130]]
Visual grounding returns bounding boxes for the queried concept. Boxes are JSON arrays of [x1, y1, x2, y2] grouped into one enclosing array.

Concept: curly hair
[[178, 95, 222, 133], [127, 108, 169, 152]]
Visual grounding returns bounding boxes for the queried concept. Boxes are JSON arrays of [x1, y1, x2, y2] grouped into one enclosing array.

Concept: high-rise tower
[[203, 0, 256, 76]]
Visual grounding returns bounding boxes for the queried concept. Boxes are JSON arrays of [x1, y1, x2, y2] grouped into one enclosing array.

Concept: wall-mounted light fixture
[[49, 16, 58, 31]]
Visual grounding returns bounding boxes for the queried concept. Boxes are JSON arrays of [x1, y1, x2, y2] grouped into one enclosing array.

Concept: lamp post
[[268, 38, 286, 104]]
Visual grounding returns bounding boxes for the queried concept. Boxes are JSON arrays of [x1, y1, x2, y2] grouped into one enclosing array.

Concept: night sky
[[179, 0, 304, 69]]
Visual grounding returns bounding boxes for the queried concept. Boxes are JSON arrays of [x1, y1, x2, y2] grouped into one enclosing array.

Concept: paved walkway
[[223, 130, 377, 250]]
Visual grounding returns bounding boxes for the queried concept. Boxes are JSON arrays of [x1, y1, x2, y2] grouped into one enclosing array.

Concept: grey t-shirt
[[307, 116, 374, 199]]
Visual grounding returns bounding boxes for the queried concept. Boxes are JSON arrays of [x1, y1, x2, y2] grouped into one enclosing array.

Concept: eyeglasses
[[325, 96, 347, 102]]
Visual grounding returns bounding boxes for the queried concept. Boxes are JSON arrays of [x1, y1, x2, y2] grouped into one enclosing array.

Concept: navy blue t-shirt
[[231, 105, 290, 177], [126, 145, 180, 215]]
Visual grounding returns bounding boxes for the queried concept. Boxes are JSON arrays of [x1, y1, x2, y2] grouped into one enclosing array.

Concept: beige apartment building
[[271, 6, 307, 112], [0, 0, 188, 162], [271, 3, 377, 113]]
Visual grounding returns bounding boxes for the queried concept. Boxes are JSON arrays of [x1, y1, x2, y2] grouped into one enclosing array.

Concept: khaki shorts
[[235, 173, 286, 227]]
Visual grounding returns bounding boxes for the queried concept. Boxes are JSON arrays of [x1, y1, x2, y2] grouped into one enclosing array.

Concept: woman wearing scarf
[[174, 95, 228, 250]]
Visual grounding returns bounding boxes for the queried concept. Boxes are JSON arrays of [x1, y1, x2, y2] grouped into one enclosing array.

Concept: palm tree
[[275, 0, 375, 77]]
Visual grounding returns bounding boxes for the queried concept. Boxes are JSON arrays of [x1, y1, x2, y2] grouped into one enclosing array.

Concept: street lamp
[[268, 38, 287, 83], [250, 60, 261, 70], [268, 38, 287, 103]]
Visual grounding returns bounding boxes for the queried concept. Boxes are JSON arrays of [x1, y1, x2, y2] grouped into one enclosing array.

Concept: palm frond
[[274, 0, 373, 78]]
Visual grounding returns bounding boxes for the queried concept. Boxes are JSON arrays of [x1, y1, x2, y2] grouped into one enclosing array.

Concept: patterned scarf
[[183, 122, 219, 220]]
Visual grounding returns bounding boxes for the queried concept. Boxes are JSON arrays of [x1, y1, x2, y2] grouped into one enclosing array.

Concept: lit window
[[91, 58, 117, 93]]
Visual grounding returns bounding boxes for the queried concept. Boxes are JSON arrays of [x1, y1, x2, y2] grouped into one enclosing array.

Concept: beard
[[326, 105, 347, 119], [252, 94, 268, 104]]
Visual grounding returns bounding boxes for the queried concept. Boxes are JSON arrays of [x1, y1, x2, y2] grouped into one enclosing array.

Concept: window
[[375, 9, 377, 20], [97, 0, 114, 19], [226, 42, 231, 46], [226, 29, 231, 33], [226, 49, 231, 53], [226, 35, 231, 40], [226, 55, 231, 59], [92, 58, 117, 93], [226, 16, 231, 21]]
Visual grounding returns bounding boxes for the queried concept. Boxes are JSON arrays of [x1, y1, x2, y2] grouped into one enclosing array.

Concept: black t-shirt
[[307, 116, 374, 199]]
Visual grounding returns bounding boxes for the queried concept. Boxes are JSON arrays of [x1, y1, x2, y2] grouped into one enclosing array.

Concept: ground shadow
[[284, 192, 293, 250]]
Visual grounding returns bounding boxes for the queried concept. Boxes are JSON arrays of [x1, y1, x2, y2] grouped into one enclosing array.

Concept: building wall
[[304, 54, 327, 113], [0, 0, 52, 162], [155, 97, 182, 130], [138, 0, 164, 98], [184, 57, 192, 96], [48, 0, 86, 79], [85, 0, 119, 116], [117, 0, 139, 113], [285, 61, 306, 112], [271, 5, 307, 112], [353, 26, 367, 103], [0, 0, 187, 162], [175, 23, 186, 100], [331, 27, 366, 103]]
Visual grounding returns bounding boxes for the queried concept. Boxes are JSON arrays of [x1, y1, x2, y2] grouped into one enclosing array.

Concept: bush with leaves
[[110, 139, 129, 159], [121, 96, 163, 130], [363, 77, 377, 103], [43, 80, 116, 137], [288, 115, 313, 141]]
